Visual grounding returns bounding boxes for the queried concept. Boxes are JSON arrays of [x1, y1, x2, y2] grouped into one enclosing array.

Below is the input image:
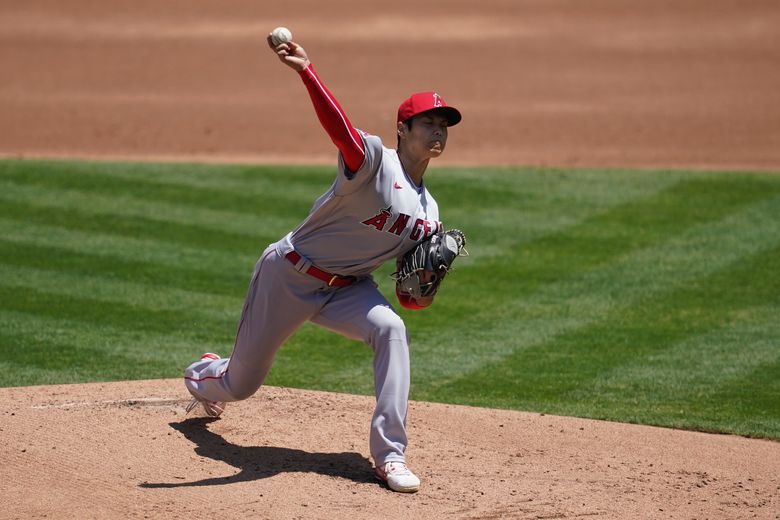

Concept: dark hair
[[396, 117, 413, 149]]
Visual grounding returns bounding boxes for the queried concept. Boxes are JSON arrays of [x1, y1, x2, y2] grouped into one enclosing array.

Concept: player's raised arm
[[267, 30, 365, 173]]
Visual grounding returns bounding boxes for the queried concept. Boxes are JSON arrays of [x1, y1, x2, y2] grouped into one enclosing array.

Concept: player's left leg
[[310, 279, 411, 467]]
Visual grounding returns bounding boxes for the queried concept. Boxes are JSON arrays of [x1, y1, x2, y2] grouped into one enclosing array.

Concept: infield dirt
[[1, 0, 779, 519], [2, 0, 779, 170], [3, 380, 778, 519]]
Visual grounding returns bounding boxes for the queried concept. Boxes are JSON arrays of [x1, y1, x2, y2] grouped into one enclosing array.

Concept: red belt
[[285, 251, 356, 287]]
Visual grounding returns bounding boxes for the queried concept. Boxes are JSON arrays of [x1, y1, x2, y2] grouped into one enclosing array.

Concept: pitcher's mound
[[2, 379, 777, 519]]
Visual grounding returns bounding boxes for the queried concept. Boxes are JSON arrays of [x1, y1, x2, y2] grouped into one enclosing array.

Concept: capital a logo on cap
[[397, 91, 462, 126]]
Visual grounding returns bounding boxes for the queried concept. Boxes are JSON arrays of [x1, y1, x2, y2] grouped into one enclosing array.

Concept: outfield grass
[[0, 158, 778, 439]]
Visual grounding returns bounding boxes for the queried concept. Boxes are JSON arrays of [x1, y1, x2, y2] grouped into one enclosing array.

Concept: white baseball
[[271, 27, 293, 46]]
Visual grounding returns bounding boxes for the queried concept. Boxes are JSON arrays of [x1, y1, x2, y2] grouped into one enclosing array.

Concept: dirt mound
[[2, 379, 777, 519]]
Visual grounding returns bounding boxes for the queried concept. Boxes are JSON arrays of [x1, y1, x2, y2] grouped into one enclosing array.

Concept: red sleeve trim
[[396, 287, 428, 310], [299, 64, 365, 173]]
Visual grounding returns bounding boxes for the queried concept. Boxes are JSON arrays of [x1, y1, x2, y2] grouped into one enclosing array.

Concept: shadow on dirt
[[140, 417, 376, 488]]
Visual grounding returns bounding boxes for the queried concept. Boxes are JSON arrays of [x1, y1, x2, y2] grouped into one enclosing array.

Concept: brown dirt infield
[[3, 380, 778, 519], [1, 1, 779, 519], [1, 0, 779, 170]]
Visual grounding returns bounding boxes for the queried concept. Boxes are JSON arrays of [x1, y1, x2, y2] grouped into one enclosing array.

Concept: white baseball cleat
[[374, 461, 421, 493], [184, 353, 226, 417], [185, 396, 225, 417]]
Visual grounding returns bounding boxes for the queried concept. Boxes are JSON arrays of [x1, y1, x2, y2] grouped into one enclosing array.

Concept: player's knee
[[370, 312, 408, 346], [229, 386, 258, 401], [225, 378, 263, 401]]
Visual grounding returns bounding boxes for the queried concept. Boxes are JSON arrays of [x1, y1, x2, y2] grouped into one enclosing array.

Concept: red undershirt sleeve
[[299, 64, 365, 173]]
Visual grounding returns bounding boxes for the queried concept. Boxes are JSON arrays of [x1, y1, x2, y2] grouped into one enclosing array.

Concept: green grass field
[[1, 158, 778, 439]]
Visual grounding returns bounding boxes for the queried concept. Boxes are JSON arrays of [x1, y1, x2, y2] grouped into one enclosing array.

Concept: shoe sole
[[374, 471, 420, 493]]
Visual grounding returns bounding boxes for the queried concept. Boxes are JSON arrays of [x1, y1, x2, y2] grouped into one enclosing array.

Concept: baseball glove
[[393, 229, 467, 300]]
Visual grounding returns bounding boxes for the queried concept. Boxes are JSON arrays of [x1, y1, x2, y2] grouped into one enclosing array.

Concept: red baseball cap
[[397, 92, 462, 126]]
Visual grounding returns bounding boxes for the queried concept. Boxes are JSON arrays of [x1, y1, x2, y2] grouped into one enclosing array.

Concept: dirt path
[[3, 380, 778, 519], [1, 0, 779, 171]]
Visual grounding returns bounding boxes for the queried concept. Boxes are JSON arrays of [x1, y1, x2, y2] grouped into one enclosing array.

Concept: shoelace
[[385, 462, 414, 476]]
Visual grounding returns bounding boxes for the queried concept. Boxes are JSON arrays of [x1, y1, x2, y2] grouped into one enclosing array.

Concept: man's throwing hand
[[267, 30, 310, 72]]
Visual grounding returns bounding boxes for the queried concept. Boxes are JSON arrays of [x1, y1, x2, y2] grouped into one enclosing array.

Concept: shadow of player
[[140, 417, 375, 488]]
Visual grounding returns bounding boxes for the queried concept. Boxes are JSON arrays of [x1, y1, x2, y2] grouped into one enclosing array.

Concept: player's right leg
[[184, 246, 320, 407]]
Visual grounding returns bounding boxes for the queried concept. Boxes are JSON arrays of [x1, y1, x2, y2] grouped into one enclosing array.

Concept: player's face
[[401, 111, 449, 158]]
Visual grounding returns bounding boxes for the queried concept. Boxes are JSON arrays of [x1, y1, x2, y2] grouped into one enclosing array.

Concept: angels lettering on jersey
[[361, 205, 441, 241]]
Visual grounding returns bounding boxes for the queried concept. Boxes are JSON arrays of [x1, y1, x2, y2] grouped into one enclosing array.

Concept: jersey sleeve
[[333, 132, 384, 196], [299, 64, 365, 173]]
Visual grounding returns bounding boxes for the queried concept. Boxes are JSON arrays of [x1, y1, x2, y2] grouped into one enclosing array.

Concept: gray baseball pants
[[184, 244, 411, 466]]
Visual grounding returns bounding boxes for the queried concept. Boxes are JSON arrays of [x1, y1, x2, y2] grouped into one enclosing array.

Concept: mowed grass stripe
[[582, 307, 780, 436], [0, 329, 173, 385], [0, 239, 247, 298], [429, 166, 687, 259], [0, 159, 316, 216], [0, 264, 242, 322], [0, 197, 266, 256], [432, 166, 688, 215], [708, 358, 780, 436], [0, 217, 258, 275], [0, 181, 291, 250], [0, 310, 224, 386], [1, 310, 214, 362], [0, 331, 177, 386], [0, 362, 95, 388], [481, 175, 780, 280], [433, 242, 780, 433], [6, 159, 339, 201], [0, 284, 236, 345], [405, 189, 780, 386]]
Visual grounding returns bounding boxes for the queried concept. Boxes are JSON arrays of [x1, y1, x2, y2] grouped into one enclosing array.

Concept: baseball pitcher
[[183, 30, 466, 493]]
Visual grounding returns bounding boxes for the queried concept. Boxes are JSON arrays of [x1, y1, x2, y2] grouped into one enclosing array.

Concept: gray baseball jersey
[[276, 131, 441, 276]]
